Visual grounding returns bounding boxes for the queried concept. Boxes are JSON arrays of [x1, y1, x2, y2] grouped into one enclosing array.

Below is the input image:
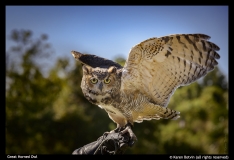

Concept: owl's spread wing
[[121, 34, 220, 107]]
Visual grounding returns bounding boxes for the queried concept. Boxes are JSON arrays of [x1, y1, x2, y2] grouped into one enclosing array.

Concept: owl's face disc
[[81, 65, 121, 105]]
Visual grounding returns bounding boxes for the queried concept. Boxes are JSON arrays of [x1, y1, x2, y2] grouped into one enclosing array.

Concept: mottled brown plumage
[[71, 33, 220, 141]]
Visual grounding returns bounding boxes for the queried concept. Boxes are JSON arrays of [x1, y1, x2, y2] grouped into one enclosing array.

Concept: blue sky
[[6, 6, 228, 81]]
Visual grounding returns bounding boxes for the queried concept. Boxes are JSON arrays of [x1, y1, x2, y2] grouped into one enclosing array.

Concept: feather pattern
[[121, 34, 220, 107]]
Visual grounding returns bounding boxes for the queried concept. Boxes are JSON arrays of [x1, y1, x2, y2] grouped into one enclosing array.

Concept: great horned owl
[[71, 34, 220, 141]]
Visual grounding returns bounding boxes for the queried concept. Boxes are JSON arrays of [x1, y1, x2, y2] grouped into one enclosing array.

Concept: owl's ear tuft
[[108, 66, 117, 74], [82, 65, 92, 74]]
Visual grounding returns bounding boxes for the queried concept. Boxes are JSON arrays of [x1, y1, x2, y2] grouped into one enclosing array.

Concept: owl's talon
[[120, 124, 138, 142]]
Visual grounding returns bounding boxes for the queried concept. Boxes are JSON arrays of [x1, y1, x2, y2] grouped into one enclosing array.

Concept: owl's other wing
[[71, 51, 123, 69], [121, 34, 220, 107]]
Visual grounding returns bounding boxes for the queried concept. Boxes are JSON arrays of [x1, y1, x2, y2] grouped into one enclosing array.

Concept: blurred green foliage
[[6, 30, 228, 154]]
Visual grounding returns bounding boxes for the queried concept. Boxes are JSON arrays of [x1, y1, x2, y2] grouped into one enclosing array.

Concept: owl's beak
[[98, 82, 103, 91]]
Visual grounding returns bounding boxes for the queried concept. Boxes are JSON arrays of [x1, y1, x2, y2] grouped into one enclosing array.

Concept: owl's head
[[81, 65, 122, 104]]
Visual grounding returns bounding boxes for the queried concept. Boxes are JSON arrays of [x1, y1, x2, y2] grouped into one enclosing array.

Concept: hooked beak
[[98, 82, 103, 91]]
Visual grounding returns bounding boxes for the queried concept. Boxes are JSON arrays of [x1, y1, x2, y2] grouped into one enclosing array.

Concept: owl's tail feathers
[[151, 106, 180, 120], [134, 104, 180, 123], [163, 108, 180, 120]]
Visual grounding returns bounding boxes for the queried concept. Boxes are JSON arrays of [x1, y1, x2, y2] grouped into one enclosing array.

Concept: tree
[[6, 30, 116, 154]]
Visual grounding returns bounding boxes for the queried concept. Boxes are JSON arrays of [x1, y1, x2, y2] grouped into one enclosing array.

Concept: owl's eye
[[90, 78, 98, 84], [104, 78, 111, 84]]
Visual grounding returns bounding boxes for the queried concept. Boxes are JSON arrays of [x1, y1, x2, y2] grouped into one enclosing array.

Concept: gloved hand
[[72, 130, 135, 155]]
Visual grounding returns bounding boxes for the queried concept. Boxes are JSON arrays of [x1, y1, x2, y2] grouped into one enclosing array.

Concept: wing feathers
[[122, 34, 220, 107]]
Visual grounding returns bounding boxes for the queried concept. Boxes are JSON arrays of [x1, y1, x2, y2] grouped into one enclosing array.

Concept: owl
[[71, 34, 220, 141]]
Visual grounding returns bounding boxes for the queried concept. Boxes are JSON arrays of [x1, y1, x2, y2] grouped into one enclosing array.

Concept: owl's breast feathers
[[99, 104, 128, 127]]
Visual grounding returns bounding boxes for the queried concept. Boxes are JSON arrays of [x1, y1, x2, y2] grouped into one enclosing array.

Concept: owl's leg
[[120, 123, 137, 142], [109, 124, 124, 133]]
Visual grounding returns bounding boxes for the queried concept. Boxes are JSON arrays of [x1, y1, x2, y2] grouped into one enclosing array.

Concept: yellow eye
[[90, 78, 98, 84], [104, 78, 111, 84]]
